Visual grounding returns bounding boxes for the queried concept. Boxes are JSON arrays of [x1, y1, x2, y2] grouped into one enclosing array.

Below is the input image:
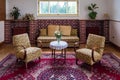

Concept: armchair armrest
[[91, 46, 104, 62], [74, 41, 80, 52], [14, 45, 27, 60]]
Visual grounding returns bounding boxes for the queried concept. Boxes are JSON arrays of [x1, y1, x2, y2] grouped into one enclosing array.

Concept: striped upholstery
[[37, 36, 79, 47], [47, 25, 59, 36], [59, 25, 71, 36], [37, 25, 79, 47]]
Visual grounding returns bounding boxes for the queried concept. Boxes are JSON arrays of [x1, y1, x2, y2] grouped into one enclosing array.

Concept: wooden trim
[[110, 20, 120, 22], [109, 42, 120, 51], [0, 0, 6, 20], [0, 41, 4, 47]]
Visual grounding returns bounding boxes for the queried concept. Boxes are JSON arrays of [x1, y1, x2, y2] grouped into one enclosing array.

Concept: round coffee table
[[50, 41, 68, 62]]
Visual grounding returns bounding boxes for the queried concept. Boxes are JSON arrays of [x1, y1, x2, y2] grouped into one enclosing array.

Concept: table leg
[[53, 49, 55, 62], [52, 49, 53, 57], [61, 49, 63, 57], [64, 49, 66, 60]]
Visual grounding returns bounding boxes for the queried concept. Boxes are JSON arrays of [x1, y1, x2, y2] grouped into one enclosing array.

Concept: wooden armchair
[[13, 33, 42, 68], [74, 34, 105, 65]]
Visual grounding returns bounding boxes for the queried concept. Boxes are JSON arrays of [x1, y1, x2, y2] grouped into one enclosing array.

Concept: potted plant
[[10, 6, 21, 20], [88, 3, 99, 19]]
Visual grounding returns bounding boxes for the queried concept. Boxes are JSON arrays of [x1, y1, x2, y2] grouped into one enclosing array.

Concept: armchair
[[74, 34, 105, 65], [13, 33, 42, 68]]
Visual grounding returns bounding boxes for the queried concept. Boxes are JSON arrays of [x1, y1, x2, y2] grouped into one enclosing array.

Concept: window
[[38, 0, 78, 16]]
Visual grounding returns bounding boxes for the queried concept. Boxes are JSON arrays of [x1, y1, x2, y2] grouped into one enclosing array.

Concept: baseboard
[[0, 41, 4, 47], [109, 42, 120, 51]]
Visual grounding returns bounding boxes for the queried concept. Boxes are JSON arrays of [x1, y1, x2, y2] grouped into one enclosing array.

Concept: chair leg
[[76, 58, 78, 65], [25, 63, 27, 69], [39, 57, 40, 60], [16, 59, 19, 63]]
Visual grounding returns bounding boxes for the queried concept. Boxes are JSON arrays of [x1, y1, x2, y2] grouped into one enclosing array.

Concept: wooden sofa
[[37, 25, 79, 47]]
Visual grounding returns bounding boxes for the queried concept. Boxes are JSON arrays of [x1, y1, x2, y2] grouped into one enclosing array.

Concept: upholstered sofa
[[37, 25, 79, 47]]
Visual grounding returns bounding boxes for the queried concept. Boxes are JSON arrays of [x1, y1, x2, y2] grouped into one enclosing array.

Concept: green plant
[[23, 14, 35, 21], [10, 6, 21, 20], [88, 3, 99, 19]]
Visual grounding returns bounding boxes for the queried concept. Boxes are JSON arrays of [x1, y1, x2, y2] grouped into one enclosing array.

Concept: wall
[[6, 0, 108, 20], [108, 0, 120, 21], [108, 0, 120, 47], [0, 21, 4, 42], [110, 21, 120, 47]]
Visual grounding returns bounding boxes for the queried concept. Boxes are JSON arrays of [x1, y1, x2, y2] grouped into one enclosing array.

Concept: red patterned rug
[[0, 53, 120, 80]]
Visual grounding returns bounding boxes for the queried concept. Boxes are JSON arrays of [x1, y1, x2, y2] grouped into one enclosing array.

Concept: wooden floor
[[0, 43, 120, 61]]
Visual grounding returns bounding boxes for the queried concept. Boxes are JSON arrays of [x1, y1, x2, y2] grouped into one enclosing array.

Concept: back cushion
[[13, 33, 31, 52], [71, 28, 77, 36], [40, 29, 47, 36], [86, 34, 105, 54], [59, 25, 71, 36], [48, 25, 59, 36]]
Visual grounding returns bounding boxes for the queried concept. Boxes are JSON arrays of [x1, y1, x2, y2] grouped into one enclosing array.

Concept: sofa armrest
[[37, 40, 43, 48]]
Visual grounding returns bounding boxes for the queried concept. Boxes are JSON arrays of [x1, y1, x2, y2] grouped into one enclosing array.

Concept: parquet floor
[[0, 43, 120, 61]]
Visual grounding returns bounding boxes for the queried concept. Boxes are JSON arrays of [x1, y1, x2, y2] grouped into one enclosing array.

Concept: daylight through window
[[38, 0, 78, 15]]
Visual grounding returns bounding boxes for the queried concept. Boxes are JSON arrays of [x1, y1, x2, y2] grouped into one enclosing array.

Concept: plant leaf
[[88, 6, 92, 10], [93, 4, 96, 8]]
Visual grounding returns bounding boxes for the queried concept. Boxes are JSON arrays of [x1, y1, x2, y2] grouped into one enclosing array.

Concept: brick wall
[[4, 19, 109, 44]]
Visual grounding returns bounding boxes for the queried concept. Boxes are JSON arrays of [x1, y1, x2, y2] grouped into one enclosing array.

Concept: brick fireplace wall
[[4, 19, 109, 44]]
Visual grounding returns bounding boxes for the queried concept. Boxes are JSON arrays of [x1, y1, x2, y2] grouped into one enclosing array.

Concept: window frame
[[37, 0, 79, 16]]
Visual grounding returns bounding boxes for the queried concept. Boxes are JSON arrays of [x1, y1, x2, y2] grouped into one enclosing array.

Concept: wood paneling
[[12, 27, 28, 35], [5, 20, 109, 43], [0, 0, 6, 20]]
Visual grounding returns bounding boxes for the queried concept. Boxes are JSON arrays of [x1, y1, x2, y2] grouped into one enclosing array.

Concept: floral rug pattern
[[0, 53, 120, 80]]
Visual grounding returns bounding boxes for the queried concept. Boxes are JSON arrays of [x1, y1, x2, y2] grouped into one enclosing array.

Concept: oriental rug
[[0, 52, 120, 80]]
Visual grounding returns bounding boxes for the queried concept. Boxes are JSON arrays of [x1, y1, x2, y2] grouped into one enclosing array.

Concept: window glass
[[38, 0, 78, 15]]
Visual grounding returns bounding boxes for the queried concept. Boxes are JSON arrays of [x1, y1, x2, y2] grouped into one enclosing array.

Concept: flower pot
[[14, 16, 19, 20], [89, 12, 97, 19]]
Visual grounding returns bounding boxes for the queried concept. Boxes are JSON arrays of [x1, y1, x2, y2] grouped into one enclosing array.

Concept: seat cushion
[[37, 36, 56, 42], [17, 47, 42, 62], [76, 48, 101, 65], [48, 25, 59, 36], [37, 36, 79, 43], [37, 36, 79, 47]]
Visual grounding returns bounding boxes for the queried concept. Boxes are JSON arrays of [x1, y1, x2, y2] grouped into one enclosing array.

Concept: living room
[[0, 0, 120, 79]]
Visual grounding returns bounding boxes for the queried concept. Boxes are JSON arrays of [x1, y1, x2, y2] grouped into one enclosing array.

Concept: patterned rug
[[0, 53, 120, 80]]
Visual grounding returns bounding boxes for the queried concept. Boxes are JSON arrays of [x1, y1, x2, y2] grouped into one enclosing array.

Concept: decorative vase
[[57, 37, 61, 44]]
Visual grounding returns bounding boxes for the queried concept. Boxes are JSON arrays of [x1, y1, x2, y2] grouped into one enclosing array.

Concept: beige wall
[[6, 0, 108, 20], [108, 0, 120, 47], [110, 21, 120, 47]]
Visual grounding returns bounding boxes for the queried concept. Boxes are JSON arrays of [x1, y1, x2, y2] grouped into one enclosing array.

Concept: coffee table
[[50, 41, 68, 62]]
